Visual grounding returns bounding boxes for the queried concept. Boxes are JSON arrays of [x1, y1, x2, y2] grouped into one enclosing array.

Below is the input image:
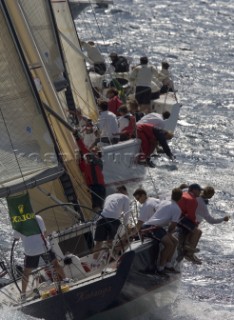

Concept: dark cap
[[109, 52, 118, 58], [188, 183, 203, 191], [140, 56, 148, 63], [116, 185, 127, 193]]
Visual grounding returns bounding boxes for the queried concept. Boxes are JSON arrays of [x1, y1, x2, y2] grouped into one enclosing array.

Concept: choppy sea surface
[[0, 0, 234, 319]]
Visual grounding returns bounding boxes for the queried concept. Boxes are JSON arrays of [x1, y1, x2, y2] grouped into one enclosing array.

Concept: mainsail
[[0, 6, 63, 198], [2, 0, 93, 230]]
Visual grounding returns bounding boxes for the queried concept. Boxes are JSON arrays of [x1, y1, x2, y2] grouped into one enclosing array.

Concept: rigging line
[[0, 286, 19, 304], [108, 2, 128, 53], [145, 165, 159, 196], [57, 92, 69, 109], [59, 29, 93, 64], [10, 239, 21, 294], [69, 83, 97, 110], [82, 4, 100, 42], [37, 186, 80, 217], [0, 110, 27, 191], [0, 247, 12, 283], [0, 247, 11, 271], [88, 1, 108, 47], [77, 10, 98, 44], [78, 9, 109, 59], [67, 170, 107, 208], [75, 3, 96, 38], [128, 200, 142, 242], [35, 203, 95, 217]]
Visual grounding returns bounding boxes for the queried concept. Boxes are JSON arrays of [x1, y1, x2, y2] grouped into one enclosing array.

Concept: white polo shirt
[[196, 197, 224, 224], [97, 111, 119, 139], [138, 197, 161, 223], [145, 200, 181, 227], [137, 112, 165, 129], [14, 215, 50, 256], [129, 64, 159, 87], [101, 193, 130, 225]]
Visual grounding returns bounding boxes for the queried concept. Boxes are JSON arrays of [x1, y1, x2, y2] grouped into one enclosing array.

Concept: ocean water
[[77, 2, 234, 318], [0, 0, 234, 319]]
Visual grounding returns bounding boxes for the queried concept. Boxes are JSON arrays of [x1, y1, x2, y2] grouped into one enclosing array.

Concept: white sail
[[51, 0, 98, 121], [0, 7, 63, 198], [3, 0, 93, 226]]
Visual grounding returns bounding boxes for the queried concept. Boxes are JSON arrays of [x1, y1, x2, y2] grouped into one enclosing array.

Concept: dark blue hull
[[22, 251, 135, 320], [21, 240, 179, 320]]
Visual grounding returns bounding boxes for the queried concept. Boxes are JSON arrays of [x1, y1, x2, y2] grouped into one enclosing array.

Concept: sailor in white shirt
[[129, 56, 160, 113], [133, 188, 182, 274], [14, 215, 50, 257], [158, 61, 174, 94], [137, 111, 171, 130], [130, 57, 159, 88], [14, 215, 66, 296], [93, 186, 131, 261], [145, 198, 181, 228], [96, 100, 119, 145], [131, 188, 160, 231], [196, 186, 229, 224]]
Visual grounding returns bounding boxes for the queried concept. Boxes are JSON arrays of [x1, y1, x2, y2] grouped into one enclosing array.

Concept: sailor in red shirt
[[178, 184, 201, 224], [106, 88, 122, 115], [136, 123, 174, 167], [177, 183, 203, 264], [73, 130, 106, 212]]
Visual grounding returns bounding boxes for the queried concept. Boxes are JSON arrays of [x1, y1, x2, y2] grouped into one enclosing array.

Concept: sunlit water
[[1, 0, 234, 319]]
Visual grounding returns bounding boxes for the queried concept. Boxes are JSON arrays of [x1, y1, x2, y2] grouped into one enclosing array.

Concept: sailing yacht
[[0, 0, 180, 319]]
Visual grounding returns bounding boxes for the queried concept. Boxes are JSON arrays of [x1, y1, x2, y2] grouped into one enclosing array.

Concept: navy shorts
[[178, 217, 196, 231], [94, 218, 121, 241], [135, 86, 151, 104], [142, 225, 167, 241], [24, 250, 56, 269]]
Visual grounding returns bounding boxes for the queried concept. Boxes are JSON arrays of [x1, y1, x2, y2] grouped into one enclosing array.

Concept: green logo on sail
[[7, 193, 41, 236]]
